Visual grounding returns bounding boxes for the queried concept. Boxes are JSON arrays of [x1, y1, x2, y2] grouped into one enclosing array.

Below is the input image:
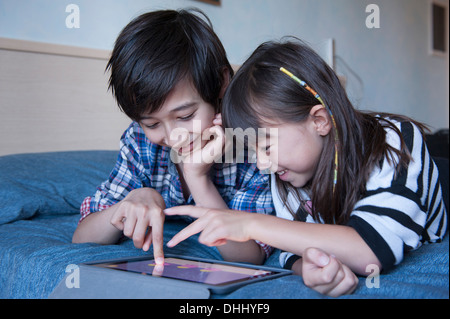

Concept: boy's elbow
[[254, 245, 268, 265], [72, 222, 94, 244], [72, 229, 85, 244]]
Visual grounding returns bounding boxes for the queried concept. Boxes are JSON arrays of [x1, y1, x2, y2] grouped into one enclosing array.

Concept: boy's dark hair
[[107, 8, 233, 122]]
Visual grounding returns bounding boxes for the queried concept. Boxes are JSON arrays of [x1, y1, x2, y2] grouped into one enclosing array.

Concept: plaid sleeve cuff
[[255, 240, 274, 259], [79, 196, 112, 224]]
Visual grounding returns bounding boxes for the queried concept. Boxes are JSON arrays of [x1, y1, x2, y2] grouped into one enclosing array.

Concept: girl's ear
[[219, 68, 231, 99], [310, 104, 332, 136]]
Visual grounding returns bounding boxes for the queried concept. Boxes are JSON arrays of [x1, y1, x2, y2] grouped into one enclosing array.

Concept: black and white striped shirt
[[273, 120, 447, 272]]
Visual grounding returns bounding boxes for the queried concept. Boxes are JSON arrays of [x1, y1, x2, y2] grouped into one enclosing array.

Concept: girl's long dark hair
[[222, 39, 428, 224]]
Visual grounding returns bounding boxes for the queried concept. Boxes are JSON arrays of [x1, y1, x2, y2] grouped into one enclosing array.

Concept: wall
[[0, 0, 448, 130]]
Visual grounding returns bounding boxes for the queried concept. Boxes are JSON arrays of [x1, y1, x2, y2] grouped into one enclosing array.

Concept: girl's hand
[[110, 188, 166, 264], [299, 247, 359, 297], [164, 206, 252, 247]]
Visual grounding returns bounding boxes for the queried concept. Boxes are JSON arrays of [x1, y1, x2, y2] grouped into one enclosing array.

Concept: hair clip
[[280, 67, 339, 191]]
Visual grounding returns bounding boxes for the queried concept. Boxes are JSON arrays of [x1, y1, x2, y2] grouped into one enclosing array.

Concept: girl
[[165, 39, 448, 296]]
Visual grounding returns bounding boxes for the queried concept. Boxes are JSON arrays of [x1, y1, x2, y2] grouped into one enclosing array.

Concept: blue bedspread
[[0, 151, 448, 299]]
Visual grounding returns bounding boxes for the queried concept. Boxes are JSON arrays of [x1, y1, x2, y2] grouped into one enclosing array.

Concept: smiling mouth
[[277, 169, 287, 176]]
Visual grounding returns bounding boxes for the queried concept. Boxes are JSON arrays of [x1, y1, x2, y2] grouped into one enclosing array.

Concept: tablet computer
[[83, 254, 292, 294]]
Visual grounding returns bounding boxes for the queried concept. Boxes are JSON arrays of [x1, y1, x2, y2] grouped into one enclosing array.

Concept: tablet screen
[[93, 257, 276, 286]]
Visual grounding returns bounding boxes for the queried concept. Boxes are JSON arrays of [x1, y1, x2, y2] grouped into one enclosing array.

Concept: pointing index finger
[[166, 218, 206, 248], [164, 205, 210, 219]]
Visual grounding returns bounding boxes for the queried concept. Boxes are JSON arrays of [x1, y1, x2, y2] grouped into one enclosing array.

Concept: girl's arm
[[291, 247, 358, 296], [165, 207, 380, 276], [248, 214, 381, 275]]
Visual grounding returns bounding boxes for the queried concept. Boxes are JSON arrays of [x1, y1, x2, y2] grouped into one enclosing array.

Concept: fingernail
[[318, 254, 330, 267], [154, 264, 164, 274]]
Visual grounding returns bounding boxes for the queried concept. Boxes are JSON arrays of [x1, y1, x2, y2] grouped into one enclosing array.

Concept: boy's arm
[[72, 204, 122, 244], [183, 172, 266, 264], [178, 124, 266, 264], [73, 123, 166, 260], [73, 187, 166, 261]]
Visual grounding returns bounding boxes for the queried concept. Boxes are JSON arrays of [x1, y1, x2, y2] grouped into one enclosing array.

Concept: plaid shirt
[[80, 122, 274, 256]]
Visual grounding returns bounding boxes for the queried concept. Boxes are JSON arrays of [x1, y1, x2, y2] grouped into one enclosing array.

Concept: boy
[[72, 9, 273, 265]]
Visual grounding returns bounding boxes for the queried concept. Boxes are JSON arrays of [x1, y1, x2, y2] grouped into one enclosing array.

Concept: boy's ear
[[310, 104, 332, 136], [219, 68, 231, 99]]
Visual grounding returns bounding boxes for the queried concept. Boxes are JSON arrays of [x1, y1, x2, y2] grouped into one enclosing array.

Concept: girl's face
[[139, 78, 216, 154], [256, 105, 331, 188]]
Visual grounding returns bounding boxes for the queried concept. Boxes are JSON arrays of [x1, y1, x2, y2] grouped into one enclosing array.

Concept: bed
[[0, 150, 448, 299], [0, 38, 448, 299]]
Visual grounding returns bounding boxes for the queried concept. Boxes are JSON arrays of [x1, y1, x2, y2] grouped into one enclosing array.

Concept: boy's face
[[139, 78, 216, 154]]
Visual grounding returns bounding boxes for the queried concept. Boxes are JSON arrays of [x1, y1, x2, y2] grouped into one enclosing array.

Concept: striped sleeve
[[347, 121, 447, 271]]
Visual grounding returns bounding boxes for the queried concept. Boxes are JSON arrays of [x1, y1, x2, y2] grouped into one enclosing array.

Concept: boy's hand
[[299, 247, 359, 297], [178, 114, 226, 179], [110, 188, 166, 264]]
